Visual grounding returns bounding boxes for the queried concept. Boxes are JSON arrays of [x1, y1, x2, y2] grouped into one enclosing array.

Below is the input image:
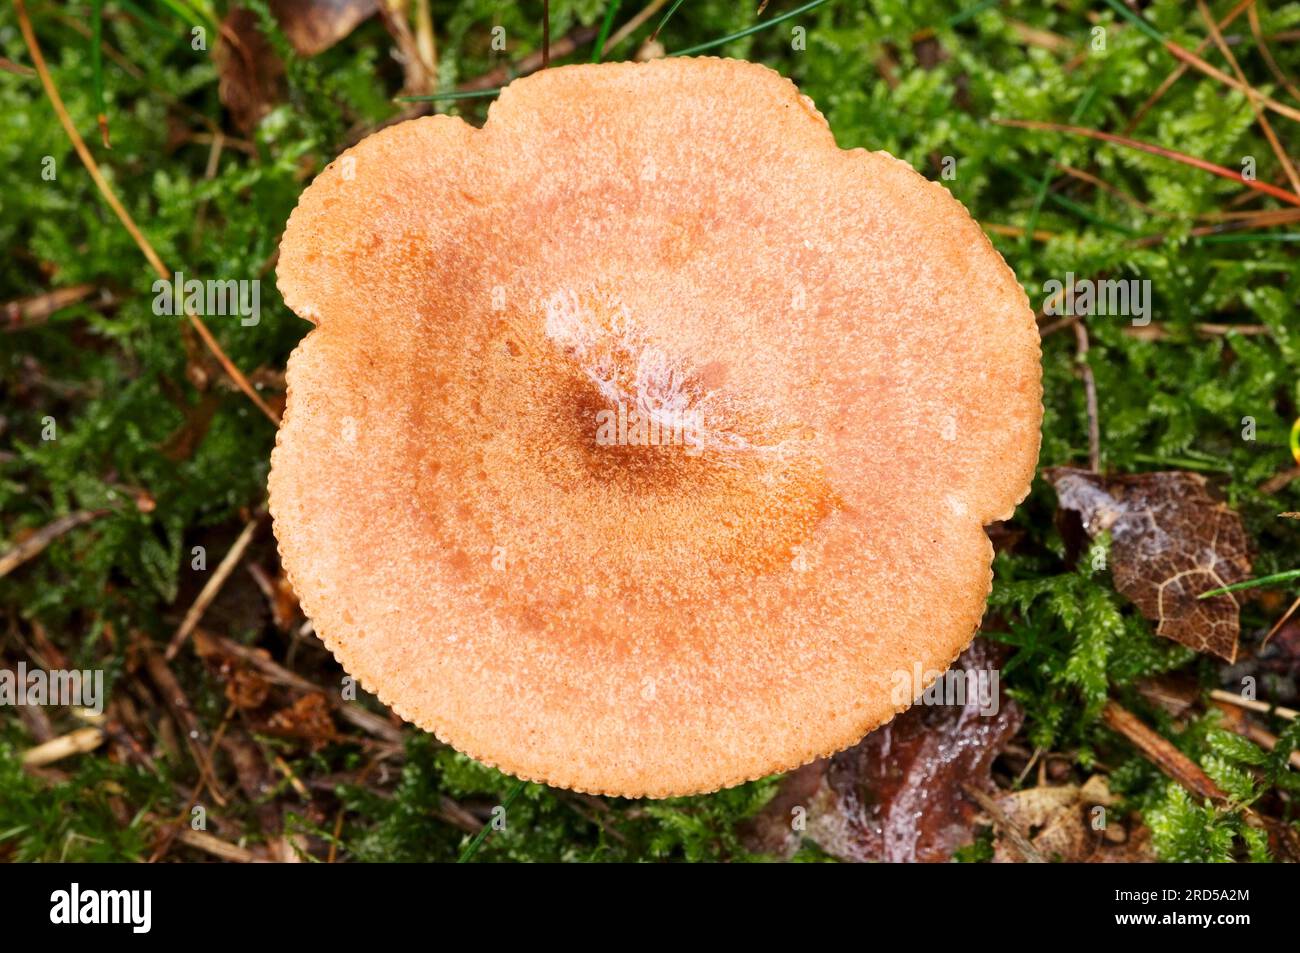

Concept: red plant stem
[[997, 119, 1300, 208]]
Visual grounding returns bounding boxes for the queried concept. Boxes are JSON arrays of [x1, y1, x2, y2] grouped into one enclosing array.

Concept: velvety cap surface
[[270, 57, 1042, 797]]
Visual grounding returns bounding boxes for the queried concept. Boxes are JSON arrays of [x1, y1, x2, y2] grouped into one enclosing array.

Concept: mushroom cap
[[270, 57, 1041, 798]]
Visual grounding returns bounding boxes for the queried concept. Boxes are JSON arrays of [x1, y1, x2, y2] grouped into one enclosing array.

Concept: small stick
[[604, 0, 671, 57], [1209, 689, 1299, 722], [1248, 4, 1300, 103], [144, 650, 228, 806], [1211, 704, 1300, 770], [193, 628, 405, 744], [0, 54, 35, 76], [165, 519, 258, 660], [996, 119, 1300, 207], [414, 0, 437, 81], [1102, 700, 1226, 804], [1123, 0, 1254, 134], [21, 726, 105, 766], [3, 283, 99, 330], [458, 25, 599, 92], [1262, 592, 1300, 647], [1108, 698, 1298, 860], [1261, 465, 1300, 495], [0, 510, 106, 580], [176, 828, 264, 863], [1198, 0, 1300, 196], [1124, 323, 1269, 341], [1104, 0, 1300, 124]]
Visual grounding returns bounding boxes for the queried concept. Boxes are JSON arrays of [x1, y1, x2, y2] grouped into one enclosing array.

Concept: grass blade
[[397, 88, 502, 103], [996, 119, 1300, 208], [457, 778, 529, 863], [592, 0, 623, 62], [651, 0, 687, 42], [1199, 569, 1300, 600], [670, 0, 831, 57]]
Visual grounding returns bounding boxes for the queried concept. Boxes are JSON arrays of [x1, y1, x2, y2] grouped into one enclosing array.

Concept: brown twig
[[176, 828, 265, 863], [377, 0, 433, 97], [1198, 0, 1300, 196], [165, 519, 259, 660], [144, 649, 229, 806], [414, 0, 437, 84], [0, 54, 36, 76], [542, 0, 551, 69], [1209, 689, 1299, 722], [1123, 322, 1269, 341], [193, 628, 405, 744], [1262, 592, 1300, 647], [1157, 19, 1300, 124], [1260, 466, 1300, 494], [1054, 162, 1172, 218], [1249, 3, 1300, 103], [605, 0, 671, 55], [996, 119, 1300, 207], [0, 510, 107, 580], [459, 24, 600, 92], [1106, 701, 1300, 863], [1124, 0, 1255, 133], [1102, 700, 1227, 804], [3, 283, 103, 331]]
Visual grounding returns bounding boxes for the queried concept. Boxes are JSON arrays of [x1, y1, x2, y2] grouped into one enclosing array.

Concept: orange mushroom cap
[[270, 57, 1042, 798]]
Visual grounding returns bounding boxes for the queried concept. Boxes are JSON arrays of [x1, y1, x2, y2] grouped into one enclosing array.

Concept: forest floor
[[2, 0, 1300, 862]]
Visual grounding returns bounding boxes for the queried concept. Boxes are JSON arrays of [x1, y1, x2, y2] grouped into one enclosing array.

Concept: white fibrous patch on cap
[[542, 287, 806, 460]]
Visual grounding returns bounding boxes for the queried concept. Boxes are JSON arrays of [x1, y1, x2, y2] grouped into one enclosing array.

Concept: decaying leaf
[[224, 666, 272, 710], [991, 776, 1155, 863], [265, 692, 338, 748], [270, 0, 378, 57], [215, 9, 285, 134], [215, 1, 376, 132], [1046, 468, 1252, 662], [744, 639, 1021, 862]]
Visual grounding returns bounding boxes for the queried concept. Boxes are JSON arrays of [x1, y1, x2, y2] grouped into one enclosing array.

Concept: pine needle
[[996, 119, 1300, 208]]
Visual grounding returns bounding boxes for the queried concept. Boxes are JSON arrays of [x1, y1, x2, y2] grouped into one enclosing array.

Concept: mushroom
[[270, 58, 1041, 798]]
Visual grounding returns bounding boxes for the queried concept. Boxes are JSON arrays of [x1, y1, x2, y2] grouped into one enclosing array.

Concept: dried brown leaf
[[991, 776, 1155, 863], [265, 693, 339, 749], [1045, 468, 1252, 661], [224, 666, 272, 710], [745, 639, 1021, 862], [214, 9, 284, 134], [270, 0, 377, 57]]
